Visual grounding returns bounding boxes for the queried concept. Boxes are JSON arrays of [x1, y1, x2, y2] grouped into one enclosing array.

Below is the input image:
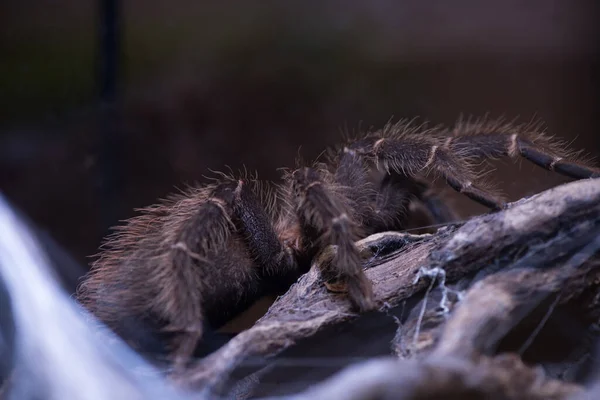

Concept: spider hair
[[76, 117, 599, 369]]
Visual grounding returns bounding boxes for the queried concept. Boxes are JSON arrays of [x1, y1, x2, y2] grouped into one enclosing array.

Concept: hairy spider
[[76, 118, 599, 368]]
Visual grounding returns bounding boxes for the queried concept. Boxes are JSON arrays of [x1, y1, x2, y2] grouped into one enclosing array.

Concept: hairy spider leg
[[445, 126, 600, 179], [335, 146, 458, 232], [351, 136, 506, 210], [290, 166, 375, 311], [165, 182, 236, 369]]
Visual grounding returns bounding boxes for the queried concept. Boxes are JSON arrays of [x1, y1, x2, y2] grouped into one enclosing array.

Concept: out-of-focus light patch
[[0, 194, 192, 400]]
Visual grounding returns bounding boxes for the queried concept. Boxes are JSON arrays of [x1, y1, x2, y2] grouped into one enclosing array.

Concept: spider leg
[[333, 146, 377, 218], [290, 166, 375, 311], [370, 173, 414, 231], [351, 136, 506, 210], [232, 182, 290, 268], [445, 122, 600, 179], [334, 148, 393, 233], [162, 179, 296, 368], [334, 148, 457, 233], [231, 179, 300, 290], [163, 182, 237, 368], [335, 147, 414, 231]]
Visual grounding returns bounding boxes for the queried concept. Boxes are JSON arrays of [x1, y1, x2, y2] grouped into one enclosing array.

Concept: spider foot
[[324, 273, 375, 312], [345, 274, 376, 312]]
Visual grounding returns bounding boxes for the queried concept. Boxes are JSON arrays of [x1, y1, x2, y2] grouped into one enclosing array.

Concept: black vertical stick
[[96, 0, 122, 230], [99, 0, 120, 103]]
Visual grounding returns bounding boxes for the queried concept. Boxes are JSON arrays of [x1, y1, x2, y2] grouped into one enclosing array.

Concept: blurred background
[[1, 0, 599, 292]]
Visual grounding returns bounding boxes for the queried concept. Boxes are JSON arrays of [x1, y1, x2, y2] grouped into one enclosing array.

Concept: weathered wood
[[264, 355, 582, 400]]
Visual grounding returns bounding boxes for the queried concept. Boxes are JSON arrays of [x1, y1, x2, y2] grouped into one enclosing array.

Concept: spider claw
[[346, 275, 376, 312], [324, 280, 348, 294], [323, 274, 375, 311]]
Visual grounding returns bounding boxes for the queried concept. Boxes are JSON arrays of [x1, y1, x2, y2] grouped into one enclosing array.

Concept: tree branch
[[263, 355, 582, 400]]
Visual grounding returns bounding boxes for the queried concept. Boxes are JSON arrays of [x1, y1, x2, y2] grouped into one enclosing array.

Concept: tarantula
[[76, 118, 599, 368]]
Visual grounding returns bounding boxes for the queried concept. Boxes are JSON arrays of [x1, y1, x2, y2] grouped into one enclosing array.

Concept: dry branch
[[264, 355, 582, 400], [432, 236, 600, 360], [180, 178, 600, 398]]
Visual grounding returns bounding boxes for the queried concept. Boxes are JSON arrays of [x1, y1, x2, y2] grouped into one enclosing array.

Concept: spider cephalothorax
[[76, 118, 599, 368]]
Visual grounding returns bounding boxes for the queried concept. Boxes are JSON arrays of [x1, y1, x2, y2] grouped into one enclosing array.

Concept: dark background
[[1, 0, 599, 291]]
